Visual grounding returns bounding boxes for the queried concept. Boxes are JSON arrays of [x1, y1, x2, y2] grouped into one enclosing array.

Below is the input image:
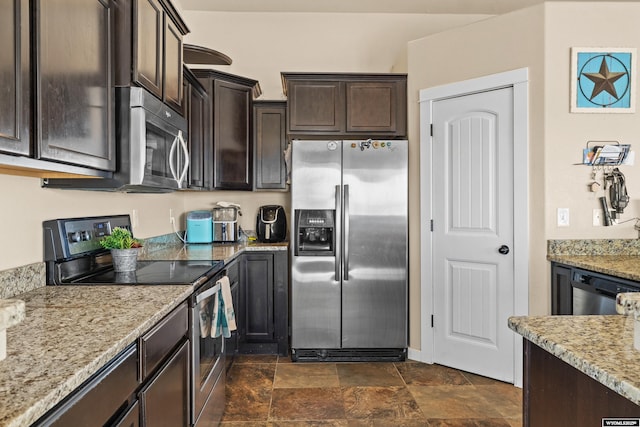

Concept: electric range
[[43, 215, 223, 286]]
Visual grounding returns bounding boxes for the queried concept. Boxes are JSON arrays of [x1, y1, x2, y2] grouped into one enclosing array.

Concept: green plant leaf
[[99, 227, 142, 249]]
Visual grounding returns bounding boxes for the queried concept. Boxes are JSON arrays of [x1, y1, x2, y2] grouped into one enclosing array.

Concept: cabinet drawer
[[141, 301, 188, 379], [35, 344, 139, 427]]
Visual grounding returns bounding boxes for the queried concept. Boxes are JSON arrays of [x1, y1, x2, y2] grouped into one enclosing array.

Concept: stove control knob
[[68, 232, 81, 243], [82, 230, 92, 241]]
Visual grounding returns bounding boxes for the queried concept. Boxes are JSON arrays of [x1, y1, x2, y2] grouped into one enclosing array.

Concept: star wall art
[[570, 47, 636, 113]]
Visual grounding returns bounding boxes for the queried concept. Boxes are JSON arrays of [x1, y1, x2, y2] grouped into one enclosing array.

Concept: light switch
[[557, 208, 570, 227]]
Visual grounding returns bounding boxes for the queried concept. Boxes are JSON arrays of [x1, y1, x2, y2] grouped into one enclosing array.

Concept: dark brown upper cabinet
[[35, 0, 116, 172], [115, 0, 188, 115], [183, 67, 209, 190], [193, 69, 260, 191], [0, 0, 114, 177], [253, 101, 287, 190], [281, 73, 407, 137], [0, 0, 30, 157]]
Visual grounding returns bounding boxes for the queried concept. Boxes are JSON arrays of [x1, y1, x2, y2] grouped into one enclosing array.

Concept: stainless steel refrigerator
[[290, 139, 408, 361]]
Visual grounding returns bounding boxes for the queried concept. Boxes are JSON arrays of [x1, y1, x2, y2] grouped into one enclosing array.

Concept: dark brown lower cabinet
[[32, 344, 139, 427], [140, 340, 190, 426], [524, 339, 640, 426], [550, 262, 572, 315], [114, 401, 140, 427], [237, 251, 289, 356]]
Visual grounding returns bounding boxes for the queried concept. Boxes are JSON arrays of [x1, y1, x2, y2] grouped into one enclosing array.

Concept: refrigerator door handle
[[335, 185, 342, 281], [343, 184, 350, 281]]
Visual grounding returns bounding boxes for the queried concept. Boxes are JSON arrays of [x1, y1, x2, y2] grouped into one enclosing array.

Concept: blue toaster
[[186, 210, 213, 244]]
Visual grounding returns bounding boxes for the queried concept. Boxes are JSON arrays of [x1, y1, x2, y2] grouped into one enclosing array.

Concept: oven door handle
[[196, 282, 221, 305]]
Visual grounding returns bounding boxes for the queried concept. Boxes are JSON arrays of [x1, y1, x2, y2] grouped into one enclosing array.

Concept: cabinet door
[[163, 18, 183, 113], [213, 79, 253, 190], [243, 253, 274, 342], [186, 82, 207, 189], [36, 0, 115, 171], [114, 401, 140, 427], [345, 80, 406, 135], [140, 340, 190, 427], [551, 263, 572, 315], [134, 0, 163, 100], [254, 102, 287, 190], [0, 0, 30, 155], [287, 80, 344, 133]]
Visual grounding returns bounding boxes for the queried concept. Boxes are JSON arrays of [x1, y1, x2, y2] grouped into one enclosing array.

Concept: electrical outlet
[[169, 208, 175, 225], [557, 208, 570, 227], [593, 209, 602, 226]]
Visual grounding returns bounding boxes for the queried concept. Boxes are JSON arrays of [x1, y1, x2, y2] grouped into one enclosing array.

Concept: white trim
[[407, 347, 422, 362], [418, 68, 529, 387]]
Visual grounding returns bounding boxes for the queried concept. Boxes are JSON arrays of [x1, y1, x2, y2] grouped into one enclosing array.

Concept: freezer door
[[291, 140, 342, 349], [341, 140, 408, 348]]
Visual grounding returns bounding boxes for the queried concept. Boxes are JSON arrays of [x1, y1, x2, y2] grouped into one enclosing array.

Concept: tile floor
[[221, 355, 522, 426]]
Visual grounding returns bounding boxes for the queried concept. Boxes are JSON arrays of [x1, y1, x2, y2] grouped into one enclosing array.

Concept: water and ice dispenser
[[294, 210, 335, 255]]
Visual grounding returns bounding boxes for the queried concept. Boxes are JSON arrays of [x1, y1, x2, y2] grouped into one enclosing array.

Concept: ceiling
[[180, 0, 617, 15]]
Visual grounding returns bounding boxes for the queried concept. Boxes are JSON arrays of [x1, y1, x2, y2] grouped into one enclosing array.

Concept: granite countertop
[[0, 285, 193, 427], [508, 315, 640, 405], [139, 241, 289, 263], [547, 239, 640, 282], [0, 241, 289, 426]]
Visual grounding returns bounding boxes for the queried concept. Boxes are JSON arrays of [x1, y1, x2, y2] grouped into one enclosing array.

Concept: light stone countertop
[[547, 254, 640, 282], [508, 315, 640, 405], [0, 285, 193, 427], [139, 241, 289, 263], [0, 241, 289, 427], [547, 238, 640, 282]]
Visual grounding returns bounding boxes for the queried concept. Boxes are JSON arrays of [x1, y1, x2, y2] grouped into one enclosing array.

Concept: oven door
[[191, 276, 225, 426]]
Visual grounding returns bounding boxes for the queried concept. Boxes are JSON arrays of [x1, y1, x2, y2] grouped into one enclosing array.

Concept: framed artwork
[[570, 47, 636, 113]]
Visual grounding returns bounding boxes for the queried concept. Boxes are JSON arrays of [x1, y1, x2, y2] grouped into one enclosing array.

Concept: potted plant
[[99, 227, 143, 272]]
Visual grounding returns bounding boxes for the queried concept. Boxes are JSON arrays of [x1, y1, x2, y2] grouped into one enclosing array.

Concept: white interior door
[[431, 87, 515, 382]]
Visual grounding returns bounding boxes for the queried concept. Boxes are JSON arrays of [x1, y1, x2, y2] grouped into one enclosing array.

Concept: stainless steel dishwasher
[[570, 268, 640, 315]]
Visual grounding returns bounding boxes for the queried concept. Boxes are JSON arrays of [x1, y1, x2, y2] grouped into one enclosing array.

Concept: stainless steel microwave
[[43, 87, 189, 192]]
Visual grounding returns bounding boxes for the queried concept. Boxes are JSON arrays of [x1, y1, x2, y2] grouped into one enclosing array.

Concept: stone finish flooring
[[221, 355, 523, 426]]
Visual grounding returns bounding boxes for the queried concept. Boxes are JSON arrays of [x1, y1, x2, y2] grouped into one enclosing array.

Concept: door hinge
[[430, 219, 433, 231], [431, 314, 434, 328], [430, 124, 433, 136]]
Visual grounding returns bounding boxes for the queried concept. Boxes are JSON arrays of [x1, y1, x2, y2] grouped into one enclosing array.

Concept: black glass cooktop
[[69, 260, 224, 285]]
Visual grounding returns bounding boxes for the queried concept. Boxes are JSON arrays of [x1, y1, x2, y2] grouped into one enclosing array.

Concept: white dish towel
[[212, 276, 237, 338]]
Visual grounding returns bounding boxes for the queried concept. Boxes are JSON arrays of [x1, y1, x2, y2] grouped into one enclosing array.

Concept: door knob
[[498, 245, 510, 255]]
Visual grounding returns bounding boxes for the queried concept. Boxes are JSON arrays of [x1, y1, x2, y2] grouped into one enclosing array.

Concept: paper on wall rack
[[583, 144, 632, 166]]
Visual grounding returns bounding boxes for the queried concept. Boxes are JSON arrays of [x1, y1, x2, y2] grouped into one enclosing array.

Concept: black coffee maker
[[256, 205, 287, 243]]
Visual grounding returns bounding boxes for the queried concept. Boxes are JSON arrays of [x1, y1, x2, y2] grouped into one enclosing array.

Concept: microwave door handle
[[176, 130, 190, 189], [169, 133, 179, 185]]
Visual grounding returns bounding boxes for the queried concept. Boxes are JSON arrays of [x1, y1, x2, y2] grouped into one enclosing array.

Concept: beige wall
[[181, 11, 491, 99], [0, 174, 185, 270], [544, 1, 640, 241]]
